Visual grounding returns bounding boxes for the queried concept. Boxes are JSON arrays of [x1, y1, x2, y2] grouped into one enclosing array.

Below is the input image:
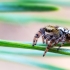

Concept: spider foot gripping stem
[[57, 45, 61, 51], [43, 54, 45, 57], [32, 43, 36, 47], [32, 44, 35, 46]]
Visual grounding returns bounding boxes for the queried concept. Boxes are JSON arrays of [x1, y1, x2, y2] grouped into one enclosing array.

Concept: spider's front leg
[[43, 39, 55, 57], [42, 35, 45, 44], [32, 37, 38, 46], [32, 32, 41, 46], [43, 40, 51, 57], [43, 47, 49, 57]]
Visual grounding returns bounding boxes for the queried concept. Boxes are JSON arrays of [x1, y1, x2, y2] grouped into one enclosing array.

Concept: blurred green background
[[0, 0, 70, 70]]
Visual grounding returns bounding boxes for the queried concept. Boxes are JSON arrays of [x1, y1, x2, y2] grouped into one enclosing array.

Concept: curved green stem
[[0, 40, 70, 55]]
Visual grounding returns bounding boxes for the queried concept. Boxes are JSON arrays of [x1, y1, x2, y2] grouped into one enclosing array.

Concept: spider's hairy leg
[[32, 31, 41, 46], [42, 35, 45, 44]]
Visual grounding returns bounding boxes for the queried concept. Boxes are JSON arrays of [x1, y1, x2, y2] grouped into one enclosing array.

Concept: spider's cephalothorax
[[44, 25, 59, 35]]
